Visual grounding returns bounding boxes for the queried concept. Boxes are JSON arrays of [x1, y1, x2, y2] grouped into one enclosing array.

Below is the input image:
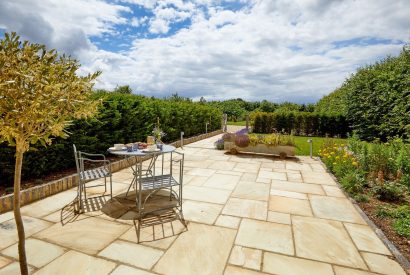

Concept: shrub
[[0, 92, 222, 186], [376, 205, 410, 238], [235, 135, 250, 148], [345, 46, 410, 141], [248, 133, 295, 147], [340, 171, 366, 195], [372, 181, 406, 202], [214, 139, 224, 150], [251, 111, 349, 137]]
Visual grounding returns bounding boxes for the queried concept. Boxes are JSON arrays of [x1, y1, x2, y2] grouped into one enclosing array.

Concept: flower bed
[[216, 129, 296, 158], [319, 137, 410, 261]]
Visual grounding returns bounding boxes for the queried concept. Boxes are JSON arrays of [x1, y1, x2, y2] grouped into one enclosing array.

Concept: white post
[[307, 139, 313, 158], [206, 122, 209, 134], [181, 131, 184, 149], [223, 114, 228, 132]]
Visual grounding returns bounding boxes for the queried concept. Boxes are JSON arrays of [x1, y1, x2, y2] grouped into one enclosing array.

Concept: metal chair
[[73, 144, 113, 212]]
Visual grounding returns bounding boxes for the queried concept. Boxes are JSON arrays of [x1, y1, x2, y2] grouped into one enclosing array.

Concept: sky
[[0, 0, 409, 103]]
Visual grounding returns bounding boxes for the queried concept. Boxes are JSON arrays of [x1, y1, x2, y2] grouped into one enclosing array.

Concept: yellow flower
[[352, 161, 358, 167], [335, 156, 339, 160], [333, 162, 337, 165]]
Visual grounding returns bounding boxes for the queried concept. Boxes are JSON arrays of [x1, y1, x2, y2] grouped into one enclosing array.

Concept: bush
[[345, 46, 410, 141], [0, 91, 222, 186], [376, 205, 410, 238], [340, 171, 366, 195], [251, 111, 349, 137], [372, 182, 406, 202]]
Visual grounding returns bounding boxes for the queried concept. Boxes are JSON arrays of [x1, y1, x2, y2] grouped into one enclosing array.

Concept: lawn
[[294, 136, 346, 156], [227, 121, 246, 126]]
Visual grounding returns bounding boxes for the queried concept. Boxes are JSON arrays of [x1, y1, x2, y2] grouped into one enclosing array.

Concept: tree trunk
[[13, 148, 28, 275]]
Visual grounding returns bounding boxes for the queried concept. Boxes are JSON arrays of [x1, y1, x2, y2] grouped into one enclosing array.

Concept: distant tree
[[0, 32, 100, 275], [114, 85, 132, 94], [199, 96, 207, 104], [167, 93, 192, 102]]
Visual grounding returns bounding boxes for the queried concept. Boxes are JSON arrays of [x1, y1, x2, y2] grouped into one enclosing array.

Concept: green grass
[[227, 121, 246, 126], [293, 136, 346, 156]]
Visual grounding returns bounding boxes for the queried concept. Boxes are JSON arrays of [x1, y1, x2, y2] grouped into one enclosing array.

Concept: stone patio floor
[[0, 134, 407, 275]]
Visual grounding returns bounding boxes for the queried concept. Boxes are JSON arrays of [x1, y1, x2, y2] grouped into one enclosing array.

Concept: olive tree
[[0, 32, 100, 275]]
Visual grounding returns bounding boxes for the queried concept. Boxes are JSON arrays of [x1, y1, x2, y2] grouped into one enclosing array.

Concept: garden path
[[0, 134, 407, 275]]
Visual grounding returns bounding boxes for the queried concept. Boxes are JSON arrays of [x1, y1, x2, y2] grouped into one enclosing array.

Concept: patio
[[0, 134, 407, 275]]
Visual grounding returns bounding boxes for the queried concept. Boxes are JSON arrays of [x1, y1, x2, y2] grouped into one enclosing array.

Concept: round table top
[[107, 144, 176, 156]]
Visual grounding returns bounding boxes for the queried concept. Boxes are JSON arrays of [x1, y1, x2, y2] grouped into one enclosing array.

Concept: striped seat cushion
[[80, 167, 110, 180]]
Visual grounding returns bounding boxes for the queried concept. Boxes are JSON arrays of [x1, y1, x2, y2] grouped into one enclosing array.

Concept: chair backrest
[[73, 144, 81, 175]]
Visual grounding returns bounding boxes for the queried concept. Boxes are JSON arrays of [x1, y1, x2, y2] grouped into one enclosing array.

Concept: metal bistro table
[[108, 145, 186, 241]]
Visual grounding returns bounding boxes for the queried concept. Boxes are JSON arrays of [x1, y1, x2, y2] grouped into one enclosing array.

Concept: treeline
[[205, 99, 315, 121], [0, 91, 222, 186], [251, 112, 349, 137], [315, 46, 410, 141]]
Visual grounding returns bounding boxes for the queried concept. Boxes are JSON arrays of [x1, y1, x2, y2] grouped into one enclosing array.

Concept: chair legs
[[76, 175, 113, 213]]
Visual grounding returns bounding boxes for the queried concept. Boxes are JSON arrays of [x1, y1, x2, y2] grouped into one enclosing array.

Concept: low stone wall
[[0, 129, 222, 213]]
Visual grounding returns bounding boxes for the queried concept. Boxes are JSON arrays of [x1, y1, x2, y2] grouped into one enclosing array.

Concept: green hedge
[[0, 92, 222, 186], [251, 111, 349, 137]]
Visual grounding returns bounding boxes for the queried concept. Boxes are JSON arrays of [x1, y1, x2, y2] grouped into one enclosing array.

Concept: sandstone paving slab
[[34, 216, 130, 255], [310, 163, 327, 171], [261, 161, 285, 170], [85, 180, 129, 196], [233, 162, 260, 173], [216, 170, 244, 177], [301, 171, 337, 185], [268, 195, 313, 216], [208, 160, 237, 171], [344, 223, 391, 255], [0, 262, 34, 275], [186, 175, 209, 186], [222, 198, 267, 220], [186, 168, 217, 177], [229, 245, 261, 271], [270, 180, 325, 195], [183, 200, 223, 225], [112, 171, 134, 182], [255, 177, 271, 184], [0, 256, 11, 269], [258, 170, 287, 181], [361, 252, 406, 275], [0, 212, 13, 224], [0, 216, 52, 250], [241, 172, 258, 182], [285, 162, 313, 171], [21, 190, 77, 218], [270, 189, 307, 200], [322, 185, 346, 198], [286, 172, 303, 182], [262, 252, 334, 275], [267, 211, 291, 225], [110, 265, 155, 275], [184, 160, 213, 168], [35, 250, 115, 275], [120, 220, 186, 250], [154, 222, 236, 275], [231, 181, 270, 201], [235, 219, 293, 255], [333, 266, 379, 275], [292, 215, 367, 269], [224, 265, 268, 275], [183, 185, 231, 204], [99, 240, 163, 270], [215, 215, 241, 229], [310, 195, 366, 224], [2, 238, 65, 268], [203, 173, 240, 190]]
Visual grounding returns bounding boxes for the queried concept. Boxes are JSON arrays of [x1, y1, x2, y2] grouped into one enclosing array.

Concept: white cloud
[[1, 0, 409, 103]]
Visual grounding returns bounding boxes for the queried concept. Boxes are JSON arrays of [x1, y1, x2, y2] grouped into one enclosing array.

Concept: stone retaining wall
[[0, 129, 222, 213]]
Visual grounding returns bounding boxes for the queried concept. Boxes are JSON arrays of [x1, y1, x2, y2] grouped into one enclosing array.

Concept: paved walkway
[[0, 135, 407, 275]]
